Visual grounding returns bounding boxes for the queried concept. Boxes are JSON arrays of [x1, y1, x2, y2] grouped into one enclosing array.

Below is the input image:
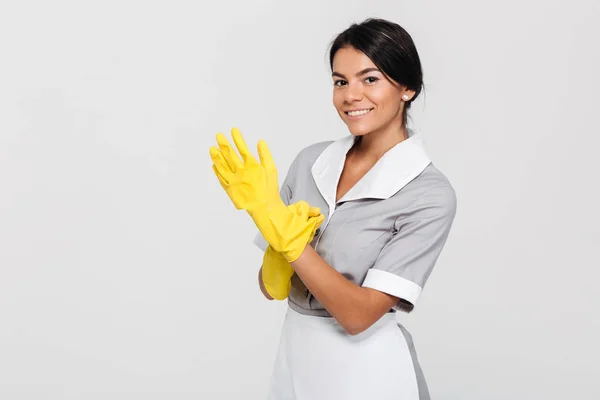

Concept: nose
[[344, 81, 363, 103]]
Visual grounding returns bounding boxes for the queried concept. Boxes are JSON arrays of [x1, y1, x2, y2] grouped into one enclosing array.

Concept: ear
[[401, 88, 416, 102]]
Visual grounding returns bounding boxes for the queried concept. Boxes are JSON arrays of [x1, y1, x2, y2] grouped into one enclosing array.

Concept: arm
[[252, 151, 303, 300], [292, 185, 457, 335], [255, 202, 323, 301], [291, 246, 397, 335]]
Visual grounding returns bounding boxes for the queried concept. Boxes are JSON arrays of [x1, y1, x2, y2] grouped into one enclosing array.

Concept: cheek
[[368, 86, 401, 111], [333, 92, 343, 109]]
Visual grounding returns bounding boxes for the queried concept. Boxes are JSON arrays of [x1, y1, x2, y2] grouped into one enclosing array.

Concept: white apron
[[268, 307, 428, 400]]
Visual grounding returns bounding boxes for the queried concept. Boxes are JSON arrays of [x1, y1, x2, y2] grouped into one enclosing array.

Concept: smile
[[345, 108, 373, 117]]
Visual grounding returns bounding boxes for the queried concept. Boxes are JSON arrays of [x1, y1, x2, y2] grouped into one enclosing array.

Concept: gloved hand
[[261, 201, 323, 300], [209, 127, 271, 211], [210, 127, 323, 262]]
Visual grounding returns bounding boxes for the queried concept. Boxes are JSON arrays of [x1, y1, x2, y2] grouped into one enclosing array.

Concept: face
[[331, 46, 413, 137]]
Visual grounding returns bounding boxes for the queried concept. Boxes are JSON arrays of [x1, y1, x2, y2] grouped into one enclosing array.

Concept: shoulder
[[405, 164, 457, 215], [291, 140, 335, 170]]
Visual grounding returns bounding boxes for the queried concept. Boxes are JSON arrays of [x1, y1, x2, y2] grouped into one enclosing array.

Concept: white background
[[1, 0, 599, 399]]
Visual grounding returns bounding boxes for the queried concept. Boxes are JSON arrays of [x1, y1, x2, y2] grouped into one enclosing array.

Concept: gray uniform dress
[[254, 130, 457, 400]]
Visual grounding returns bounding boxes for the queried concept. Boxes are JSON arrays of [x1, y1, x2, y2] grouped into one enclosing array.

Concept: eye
[[365, 76, 379, 84], [333, 79, 347, 87]]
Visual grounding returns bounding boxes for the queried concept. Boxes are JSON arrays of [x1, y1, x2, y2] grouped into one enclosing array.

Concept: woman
[[210, 18, 457, 400]]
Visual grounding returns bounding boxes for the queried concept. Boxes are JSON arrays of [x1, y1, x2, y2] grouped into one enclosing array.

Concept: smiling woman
[[332, 49, 414, 139], [330, 19, 423, 136], [226, 17, 458, 400]]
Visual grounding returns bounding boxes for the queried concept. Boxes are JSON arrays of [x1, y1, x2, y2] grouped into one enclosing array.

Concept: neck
[[353, 124, 408, 161]]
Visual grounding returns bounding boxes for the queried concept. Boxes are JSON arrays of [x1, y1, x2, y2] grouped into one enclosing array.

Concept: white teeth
[[347, 109, 372, 117]]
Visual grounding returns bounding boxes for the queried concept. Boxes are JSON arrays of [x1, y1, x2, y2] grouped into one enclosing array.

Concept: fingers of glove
[[313, 213, 325, 228], [216, 132, 243, 172], [210, 150, 233, 185], [308, 206, 321, 218], [307, 214, 325, 242], [293, 200, 310, 219], [212, 164, 230, 187], [209, 146, 231, 172], [231, 127, 257, 165], [257, 140, 276, 172], [213, 165, 245, 209], [210, 147, 233, 182]]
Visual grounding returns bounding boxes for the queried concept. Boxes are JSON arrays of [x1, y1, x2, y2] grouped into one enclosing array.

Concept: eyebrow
[[331, 67, 381, 79]]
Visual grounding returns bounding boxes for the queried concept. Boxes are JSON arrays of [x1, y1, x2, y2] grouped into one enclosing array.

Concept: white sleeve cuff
[[253, 232, 268, 252], [362, 269, 422, 306]]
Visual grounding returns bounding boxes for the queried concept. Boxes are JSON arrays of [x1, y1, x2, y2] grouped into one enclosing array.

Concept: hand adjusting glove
[[261, 201, 323, 300], [209, 127, 324, 262]]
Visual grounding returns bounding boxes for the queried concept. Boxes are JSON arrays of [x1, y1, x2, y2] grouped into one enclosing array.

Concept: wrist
[[246, 196, 284, 216], [288, 243, 312, 264]]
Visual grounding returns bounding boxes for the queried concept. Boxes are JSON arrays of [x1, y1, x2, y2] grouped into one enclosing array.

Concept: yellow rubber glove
[[209, 128, 270, 211], [209, 128, 323, 262], [261, 201, 323, 300]]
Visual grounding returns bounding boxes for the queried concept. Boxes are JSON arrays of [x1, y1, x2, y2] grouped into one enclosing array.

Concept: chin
[[346, 124, 373, 137]]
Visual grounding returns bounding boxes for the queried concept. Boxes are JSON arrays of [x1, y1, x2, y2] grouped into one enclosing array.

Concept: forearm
[[258, 267, 274, 300], [291, 245, 397, 335]]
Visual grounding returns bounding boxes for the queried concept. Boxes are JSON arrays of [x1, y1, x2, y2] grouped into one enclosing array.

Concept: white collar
[[311, 129, 431, 211]]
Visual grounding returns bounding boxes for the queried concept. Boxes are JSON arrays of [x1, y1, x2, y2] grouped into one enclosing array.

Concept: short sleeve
[[252, 154, 300, 252], [361, 185, 457, 310]]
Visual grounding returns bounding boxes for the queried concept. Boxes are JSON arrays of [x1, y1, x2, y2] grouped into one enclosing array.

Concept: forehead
[[332, 47, 377, 72]]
